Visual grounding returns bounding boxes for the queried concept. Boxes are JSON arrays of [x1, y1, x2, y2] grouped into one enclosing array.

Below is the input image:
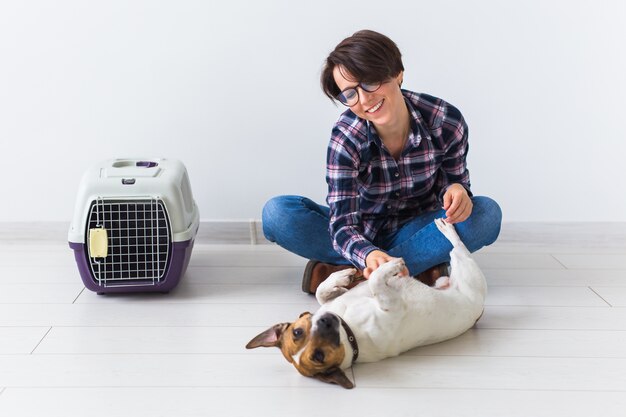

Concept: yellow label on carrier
[[89, 228, 109, 258]]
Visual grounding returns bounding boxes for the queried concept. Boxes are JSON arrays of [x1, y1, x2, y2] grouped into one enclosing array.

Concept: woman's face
[[332, 65, 404, 128]]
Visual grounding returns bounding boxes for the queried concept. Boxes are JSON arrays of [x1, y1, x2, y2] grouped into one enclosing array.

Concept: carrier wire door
[[87, 198, 171, 288]]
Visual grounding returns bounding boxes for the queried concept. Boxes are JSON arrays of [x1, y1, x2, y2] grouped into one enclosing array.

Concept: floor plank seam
[[1, 385, 626, 393], [549, 254, 569, 269], [29, 327, 52, 355], [7, 325, 626, 331], [404, 354, 626, 359], [63, 303, 620, 307], [71, 288, 85, 304], [0, 303, 624, 308], [473, 327, 626, 332], [588, 287, 613, 307], [16, 353, 626, 359]]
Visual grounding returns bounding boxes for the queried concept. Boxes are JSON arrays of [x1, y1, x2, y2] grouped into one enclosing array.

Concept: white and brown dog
[[246, 219, 487, 389]]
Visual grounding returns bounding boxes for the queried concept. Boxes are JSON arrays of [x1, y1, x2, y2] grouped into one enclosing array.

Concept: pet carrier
[[68, 158, 199, 294]]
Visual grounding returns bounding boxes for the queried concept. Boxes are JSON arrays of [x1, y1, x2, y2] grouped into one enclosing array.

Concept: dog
[[246, 219, 487, 389]]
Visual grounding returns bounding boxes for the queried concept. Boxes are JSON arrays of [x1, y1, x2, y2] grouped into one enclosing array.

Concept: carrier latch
[[88, 228, 109, 258]]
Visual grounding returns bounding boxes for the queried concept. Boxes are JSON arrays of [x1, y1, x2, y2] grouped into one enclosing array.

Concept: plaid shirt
[[326, 90, 472, 269]]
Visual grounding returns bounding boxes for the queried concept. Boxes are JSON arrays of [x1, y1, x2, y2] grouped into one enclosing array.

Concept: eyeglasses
[[336, 81, 383, 107]]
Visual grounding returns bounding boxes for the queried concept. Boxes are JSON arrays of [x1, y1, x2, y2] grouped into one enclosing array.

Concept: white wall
[[1, 0, 624, 223]]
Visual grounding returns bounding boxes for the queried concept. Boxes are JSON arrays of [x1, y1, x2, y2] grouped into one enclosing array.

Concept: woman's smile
[[366, 99, 384, 114]]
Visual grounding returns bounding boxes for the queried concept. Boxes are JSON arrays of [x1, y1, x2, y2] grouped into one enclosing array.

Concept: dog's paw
[[435, 217, 454, 234], [434, 276, 451, 290], [372, 258, 406, 282], [326, 268, 356, 289], [316, 268, 356, 304], [386, 258, 407, 276], [435, 218, 461, 242], [323, 286, 349, 300]]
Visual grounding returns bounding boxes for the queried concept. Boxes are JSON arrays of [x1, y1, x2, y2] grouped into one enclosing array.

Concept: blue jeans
[[262, 195, 502, 275]]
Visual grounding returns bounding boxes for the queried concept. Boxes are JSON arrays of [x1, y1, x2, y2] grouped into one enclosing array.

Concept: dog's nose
[[314, 313, 340, 345], [318, 313, 339, 329]]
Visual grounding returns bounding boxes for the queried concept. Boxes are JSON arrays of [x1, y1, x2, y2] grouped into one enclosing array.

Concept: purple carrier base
[[69, 239, 195, 294]]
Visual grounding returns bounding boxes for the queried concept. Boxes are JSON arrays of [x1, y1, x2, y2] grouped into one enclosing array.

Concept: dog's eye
[[292, 328, 304, 339], [312, 349, 325, 363]]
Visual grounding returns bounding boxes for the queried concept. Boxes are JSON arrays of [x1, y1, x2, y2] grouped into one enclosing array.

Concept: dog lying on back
[[246, 219, 487, 388]]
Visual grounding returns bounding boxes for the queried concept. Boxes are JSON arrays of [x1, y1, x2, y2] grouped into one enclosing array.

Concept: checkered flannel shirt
[[326, 90, 472, 269]]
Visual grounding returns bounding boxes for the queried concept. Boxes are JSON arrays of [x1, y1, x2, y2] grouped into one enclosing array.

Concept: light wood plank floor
[[0, 224, 625, 416]]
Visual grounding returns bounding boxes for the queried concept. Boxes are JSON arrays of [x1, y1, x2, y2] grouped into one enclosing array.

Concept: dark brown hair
[[321, 30, 404, 101]]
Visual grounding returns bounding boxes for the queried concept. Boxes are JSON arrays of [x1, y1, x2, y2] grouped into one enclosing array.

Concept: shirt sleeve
[[326, 126, 379, 270], [436, 110, 473, 205]]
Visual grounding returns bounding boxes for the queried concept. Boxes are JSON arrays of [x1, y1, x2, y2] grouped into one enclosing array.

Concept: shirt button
[[395, 192, 400, 197], [394, 172, 399, 177], [387, 204, 392, 209]]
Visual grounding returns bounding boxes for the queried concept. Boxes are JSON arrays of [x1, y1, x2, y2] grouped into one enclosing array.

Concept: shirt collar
[[403, 91, 428, 146], [365, 91, 428, 148]]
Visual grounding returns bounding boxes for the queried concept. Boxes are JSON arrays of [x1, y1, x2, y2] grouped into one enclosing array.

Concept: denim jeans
[[262, 195, 502, 275]]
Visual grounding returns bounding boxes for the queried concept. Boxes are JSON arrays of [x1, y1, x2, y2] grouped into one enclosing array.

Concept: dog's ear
[[246, 323, 290, 349], [313, 367, 354, 389]]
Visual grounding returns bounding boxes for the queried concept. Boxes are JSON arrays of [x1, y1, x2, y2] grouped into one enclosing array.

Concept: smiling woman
[[262, 29, 502, 295]]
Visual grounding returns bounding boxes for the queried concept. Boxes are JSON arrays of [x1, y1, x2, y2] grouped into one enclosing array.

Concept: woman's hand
[[443, 183, 473, 224], [363, 250, 408, 279]]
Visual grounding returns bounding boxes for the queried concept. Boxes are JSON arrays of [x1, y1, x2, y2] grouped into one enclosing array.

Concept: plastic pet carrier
[[68, 158, 199, 294]]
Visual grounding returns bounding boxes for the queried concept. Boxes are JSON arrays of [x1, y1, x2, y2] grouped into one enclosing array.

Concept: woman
[[263, 30, 502, 294]]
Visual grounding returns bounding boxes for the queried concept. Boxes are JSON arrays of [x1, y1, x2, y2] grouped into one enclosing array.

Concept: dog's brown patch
[[292, 332, 346, 377], [277, 312, 314, 363]]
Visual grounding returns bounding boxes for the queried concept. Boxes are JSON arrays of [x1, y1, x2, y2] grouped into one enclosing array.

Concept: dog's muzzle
[[313, 312, 341, 345]]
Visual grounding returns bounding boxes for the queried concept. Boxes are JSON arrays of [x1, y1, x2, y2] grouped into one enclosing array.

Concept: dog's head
[[246, 311, 354, 389]]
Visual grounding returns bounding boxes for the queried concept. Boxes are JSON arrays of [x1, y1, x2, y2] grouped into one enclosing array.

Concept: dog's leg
[[434, 218, 487, 302], [368, 259, 406, 312], [315, 268, 357, 305], [434, 218, 470, 257]]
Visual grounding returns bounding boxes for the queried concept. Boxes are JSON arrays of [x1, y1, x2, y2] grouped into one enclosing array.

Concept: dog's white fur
[[314, 218, 487, 368]]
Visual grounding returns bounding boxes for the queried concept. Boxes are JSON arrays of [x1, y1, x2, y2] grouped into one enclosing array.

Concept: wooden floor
[[0, 223, 625, 416]]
